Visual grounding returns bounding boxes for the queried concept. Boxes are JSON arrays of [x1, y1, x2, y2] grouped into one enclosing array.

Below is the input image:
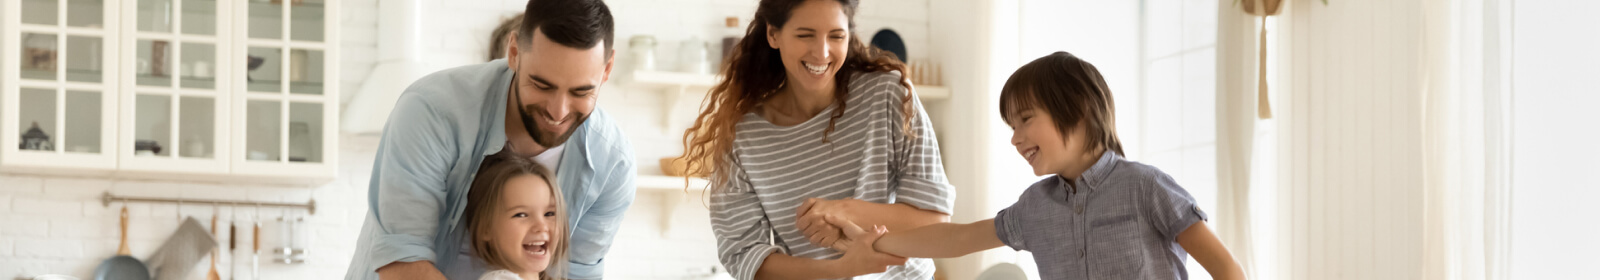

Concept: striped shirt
[[709, 71, 956, 280]]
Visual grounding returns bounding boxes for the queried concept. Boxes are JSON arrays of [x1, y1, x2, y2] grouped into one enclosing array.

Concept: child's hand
[[795, 198, 854, 249], [824, 214, 906, 275]]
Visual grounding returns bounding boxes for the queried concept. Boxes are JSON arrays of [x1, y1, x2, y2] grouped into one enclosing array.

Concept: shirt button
[[1075, 205, 1083, 214]]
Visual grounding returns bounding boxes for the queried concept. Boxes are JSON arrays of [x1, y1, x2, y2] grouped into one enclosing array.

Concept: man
[[344, 0, 634, 279]]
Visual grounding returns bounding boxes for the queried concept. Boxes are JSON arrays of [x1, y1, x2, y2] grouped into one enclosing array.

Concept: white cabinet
[[2, 0, 120, 172], [2, 0, 338, 183]]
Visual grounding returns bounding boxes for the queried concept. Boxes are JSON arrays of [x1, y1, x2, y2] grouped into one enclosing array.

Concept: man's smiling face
[[506, 27, 614, 147]]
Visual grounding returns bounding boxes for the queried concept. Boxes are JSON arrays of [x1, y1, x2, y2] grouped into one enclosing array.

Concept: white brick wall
[[0, 0, 933, 278]]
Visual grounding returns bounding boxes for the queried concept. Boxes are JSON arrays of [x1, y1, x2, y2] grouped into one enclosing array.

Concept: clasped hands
[[795, 198, 906, 275]]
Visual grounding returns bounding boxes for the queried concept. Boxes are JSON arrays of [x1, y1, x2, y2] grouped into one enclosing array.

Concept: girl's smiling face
[[486, 174, 561, 278], [1008, 107, 1097, 178], [766, 0, 850, 94]]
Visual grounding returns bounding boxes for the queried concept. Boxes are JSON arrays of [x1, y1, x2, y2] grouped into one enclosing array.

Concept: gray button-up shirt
[[994, 151, 1207, 280]]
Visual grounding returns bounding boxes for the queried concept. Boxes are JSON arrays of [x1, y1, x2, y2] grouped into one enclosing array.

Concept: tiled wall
[[1, 0, 934, 279]]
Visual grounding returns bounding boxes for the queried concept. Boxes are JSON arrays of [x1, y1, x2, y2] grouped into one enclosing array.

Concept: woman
[[682, 0, 955, 279]]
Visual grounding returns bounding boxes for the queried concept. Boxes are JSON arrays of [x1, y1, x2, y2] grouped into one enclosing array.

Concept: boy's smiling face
[[1008, 107, 1096, 179]]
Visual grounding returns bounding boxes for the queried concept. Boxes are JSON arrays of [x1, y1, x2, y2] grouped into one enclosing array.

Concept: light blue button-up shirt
[[344, 60, 636, 280]]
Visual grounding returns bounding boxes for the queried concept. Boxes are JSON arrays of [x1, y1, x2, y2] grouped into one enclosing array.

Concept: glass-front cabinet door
[[118, 0, 231, 173], [234, 0, 336, 178], [2, 0, 119, 170]]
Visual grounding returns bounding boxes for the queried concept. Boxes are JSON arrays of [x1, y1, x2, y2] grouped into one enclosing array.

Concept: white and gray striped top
[[709, 71, 956, 280]]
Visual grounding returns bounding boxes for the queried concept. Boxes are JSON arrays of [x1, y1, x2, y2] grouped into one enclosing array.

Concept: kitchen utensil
[[229, 208, 237, 280], [207, 209, 221, 280], [92, 204, 151, 280], [145, 217, 217, 280], [252, 206, 260, 280]]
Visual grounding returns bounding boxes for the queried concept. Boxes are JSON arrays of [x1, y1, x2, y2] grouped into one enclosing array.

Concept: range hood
[[342, 0, 430, 134]]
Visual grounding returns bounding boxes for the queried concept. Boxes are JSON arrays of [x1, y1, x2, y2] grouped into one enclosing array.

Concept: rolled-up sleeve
[[565, 151, 637, 279], [710, 156, 782, 280], [364, 93, 457, 273], [888, 82, 956, 214], [1142, 172, 1209, 241]]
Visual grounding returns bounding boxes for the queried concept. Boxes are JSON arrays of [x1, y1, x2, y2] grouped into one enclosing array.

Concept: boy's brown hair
[[999, 51, 1125, 156], [464, 153, 569, 280]]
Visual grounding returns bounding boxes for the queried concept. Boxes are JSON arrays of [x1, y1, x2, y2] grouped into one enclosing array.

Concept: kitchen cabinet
[[2, 0, 339, 183]]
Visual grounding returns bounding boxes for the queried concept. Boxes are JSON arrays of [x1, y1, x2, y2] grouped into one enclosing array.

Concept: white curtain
[[1420, 0, 1513, 279], [1215, 0, 1260, 276]]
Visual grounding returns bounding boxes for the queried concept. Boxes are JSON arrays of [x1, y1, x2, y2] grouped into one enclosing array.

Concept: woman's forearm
[[849, 202, 949, 231], [754, 252, 847, 280], [874, 219, 1004, 258]]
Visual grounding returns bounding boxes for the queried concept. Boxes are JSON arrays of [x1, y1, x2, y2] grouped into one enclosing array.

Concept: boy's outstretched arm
[[827, 215, 1004, 258], [1175, 222, 1247, 280]]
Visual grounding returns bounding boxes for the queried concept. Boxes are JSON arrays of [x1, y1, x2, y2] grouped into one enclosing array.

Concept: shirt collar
[[1063, 150, 1120, 192]]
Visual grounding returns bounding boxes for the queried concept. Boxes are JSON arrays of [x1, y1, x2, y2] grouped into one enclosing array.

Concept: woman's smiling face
[[766, 0, 850, 93]]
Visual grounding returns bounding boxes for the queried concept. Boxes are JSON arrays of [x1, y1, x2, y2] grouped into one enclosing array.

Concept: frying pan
[[93, 205, 151, 280]]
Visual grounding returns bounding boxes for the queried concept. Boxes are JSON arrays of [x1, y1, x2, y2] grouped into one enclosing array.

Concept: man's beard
[[522, 105, 587, 148]]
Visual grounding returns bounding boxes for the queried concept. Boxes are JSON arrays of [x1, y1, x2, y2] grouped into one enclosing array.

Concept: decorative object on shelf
[[288, 49, 308, 82], [151, 40, 169, 77], [721, 17, 742, 63], [907, 60, 943, 87], [629, 35, 658, 71], [20, 122, 53, 151], [246, 55, 265, 82], [135, 139, 164, 156], [660, 155, 709, 178], [23, 34, 56, 71], [680, 37, 710, 74], [185, 135, 210, 158], [192, 61, 212, 79], [288, 122, 311, 162], [869, 29, 907, 63]]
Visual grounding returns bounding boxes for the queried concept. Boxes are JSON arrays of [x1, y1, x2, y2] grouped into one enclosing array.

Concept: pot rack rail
[[101, 191, 317, 215]]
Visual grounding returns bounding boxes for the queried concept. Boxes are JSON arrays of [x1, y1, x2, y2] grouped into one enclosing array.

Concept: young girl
[[828, 52, 1247, 280], [464, 154, 569, 280]]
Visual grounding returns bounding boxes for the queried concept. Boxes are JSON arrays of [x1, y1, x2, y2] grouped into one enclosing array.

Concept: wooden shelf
[[917, 85, 950, 101], [635, 173, 710, 236], [627, 70, 718, 89], [637, 174, 709, 191]]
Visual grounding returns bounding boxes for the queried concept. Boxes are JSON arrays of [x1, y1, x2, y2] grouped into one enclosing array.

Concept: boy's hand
[[824, 214, 906, 275]]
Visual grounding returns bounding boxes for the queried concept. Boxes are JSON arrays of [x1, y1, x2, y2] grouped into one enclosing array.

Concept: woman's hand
[[824, 214, 907, 276], [795, 198, 859, 249]]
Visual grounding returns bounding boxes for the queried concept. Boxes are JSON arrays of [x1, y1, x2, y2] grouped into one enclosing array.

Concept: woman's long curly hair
[[682, 0, 916, 193]]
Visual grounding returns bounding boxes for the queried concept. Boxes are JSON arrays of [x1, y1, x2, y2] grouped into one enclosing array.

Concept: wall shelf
[[917, 85, 950, 101], [624, 70, 718, 132], [635, 173, 709, 236]]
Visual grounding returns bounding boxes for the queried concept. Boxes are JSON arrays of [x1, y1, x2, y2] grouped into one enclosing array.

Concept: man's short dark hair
[[518, 0, 615, 59]]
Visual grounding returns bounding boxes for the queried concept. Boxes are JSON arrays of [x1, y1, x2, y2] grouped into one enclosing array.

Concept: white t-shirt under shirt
[[532, 144, 564, 174]]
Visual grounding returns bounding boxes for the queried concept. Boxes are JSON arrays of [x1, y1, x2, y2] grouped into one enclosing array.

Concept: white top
[[479, 269, 524, 280], [533, 144, 565, 174]]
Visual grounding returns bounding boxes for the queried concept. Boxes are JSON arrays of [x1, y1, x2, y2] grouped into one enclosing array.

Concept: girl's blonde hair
[[464, 153, 569, 280]]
